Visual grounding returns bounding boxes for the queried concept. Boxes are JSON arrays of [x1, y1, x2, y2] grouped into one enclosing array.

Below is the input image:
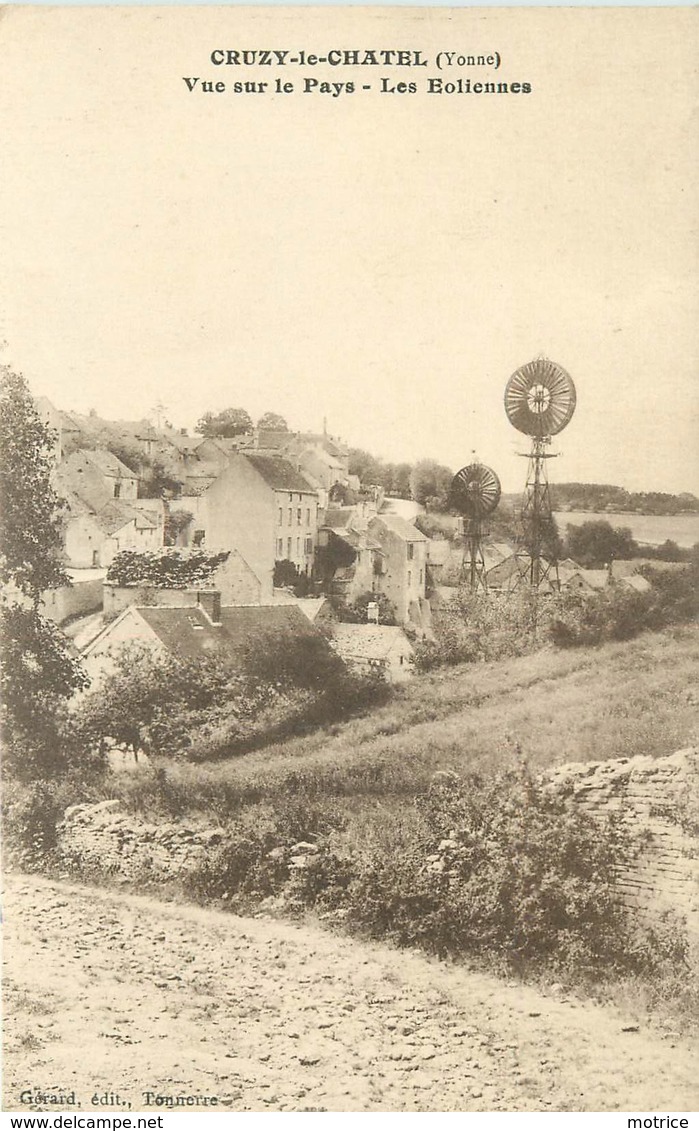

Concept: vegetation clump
[[106, 548, 230, 588]]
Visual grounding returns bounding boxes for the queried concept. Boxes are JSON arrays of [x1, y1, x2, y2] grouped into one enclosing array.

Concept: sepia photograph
[[1, 4, 698, 1117]]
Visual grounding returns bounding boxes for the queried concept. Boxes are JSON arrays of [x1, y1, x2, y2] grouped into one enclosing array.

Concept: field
[[114, 622, 699, 821]]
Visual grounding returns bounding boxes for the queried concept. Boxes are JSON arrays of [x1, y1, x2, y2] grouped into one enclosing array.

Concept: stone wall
[[41, 579, 103, 625], [545, 747, 699, 936], [58, 799, 225, 883], [56, 749, 699, 941]]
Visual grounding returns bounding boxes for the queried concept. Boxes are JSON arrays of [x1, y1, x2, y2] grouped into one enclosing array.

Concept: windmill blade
[[450, 462, 502, 518], [504, 358, 576, 437]]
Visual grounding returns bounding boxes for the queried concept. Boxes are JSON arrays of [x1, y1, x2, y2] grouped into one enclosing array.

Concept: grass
[[107, 622, 699, 821]]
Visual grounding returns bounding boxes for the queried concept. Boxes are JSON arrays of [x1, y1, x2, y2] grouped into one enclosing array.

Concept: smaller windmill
[[449, 460, 502, 592]]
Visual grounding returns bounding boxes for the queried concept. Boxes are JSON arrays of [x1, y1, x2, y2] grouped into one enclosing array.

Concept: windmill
[[449, 460, 502, 592], [504, 357, 576, 589]]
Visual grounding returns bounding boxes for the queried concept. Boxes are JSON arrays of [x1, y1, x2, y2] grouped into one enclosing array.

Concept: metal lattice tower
[[504, 358, 576, 591]]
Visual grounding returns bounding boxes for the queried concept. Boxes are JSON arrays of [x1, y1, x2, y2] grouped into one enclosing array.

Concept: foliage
[[195, 407, 253, 438], [415, 589, 539, 670], [409, 459, 454, 512], [549, 564, 699, 648], [564, 520, 638, 567], [106, 548, 229, 588], [175, 764, 690, 987], [0, 368, 90, 779], [257, 411, 289, 431], [336, 591, 397, 626], [333, 767, 660, 975], [163, 508, 194, 547], [0, 602, 89, 778], [552, 482, 699, 516], [0, 367, 69, 597], [71, 645, 271, 755]]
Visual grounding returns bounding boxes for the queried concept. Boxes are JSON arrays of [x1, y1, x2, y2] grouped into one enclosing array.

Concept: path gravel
[[3, 874, 697, 1113]]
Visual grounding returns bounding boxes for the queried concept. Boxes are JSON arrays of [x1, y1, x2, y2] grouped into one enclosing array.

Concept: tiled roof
[[135, 603, 328, 664], [255, 430, 293, 451], [243, 454, 317, 494], [83, 449, 138, 478], [331, 624, 413, 660], [370, 514, 428, 542]]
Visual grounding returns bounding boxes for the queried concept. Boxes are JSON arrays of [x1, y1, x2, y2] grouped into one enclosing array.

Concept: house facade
[[367, 514, 429, 628]]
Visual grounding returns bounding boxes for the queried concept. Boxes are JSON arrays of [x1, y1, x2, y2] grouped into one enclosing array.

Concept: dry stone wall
[[545, 747, 699, 936], [56, 748, 699, 940], [58, 799, 225, 883]]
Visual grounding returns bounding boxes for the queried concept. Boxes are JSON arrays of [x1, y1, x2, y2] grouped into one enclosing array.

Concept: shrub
[[415, 589, 539, 671]]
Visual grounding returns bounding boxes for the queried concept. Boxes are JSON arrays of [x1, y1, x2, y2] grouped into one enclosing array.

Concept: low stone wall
[[58, 799, 225, 883], [56, 749, 699, 941], [545, 747, 699, 936]]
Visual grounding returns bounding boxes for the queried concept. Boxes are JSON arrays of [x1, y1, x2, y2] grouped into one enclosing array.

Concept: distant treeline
[[550, 483, 699, 516]]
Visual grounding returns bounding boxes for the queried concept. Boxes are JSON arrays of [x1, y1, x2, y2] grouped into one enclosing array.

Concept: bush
[[415, 590, 539, 671], [549, 565, 699, 648]]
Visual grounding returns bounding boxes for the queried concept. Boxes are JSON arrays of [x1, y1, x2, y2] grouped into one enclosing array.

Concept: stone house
[[61, 495, 163, 568], [367, 514, 429, 628], [80, 599, 331, 688], [166, 452, 320, 601], [316, 507, 384, 603], [329, 623, 414, 683]]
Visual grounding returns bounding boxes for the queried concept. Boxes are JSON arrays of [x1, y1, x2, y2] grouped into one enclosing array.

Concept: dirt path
[[3, 874, 697, 1113]]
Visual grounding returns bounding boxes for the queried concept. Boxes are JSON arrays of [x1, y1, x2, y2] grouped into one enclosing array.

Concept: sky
[[1, 6, 697, 494]]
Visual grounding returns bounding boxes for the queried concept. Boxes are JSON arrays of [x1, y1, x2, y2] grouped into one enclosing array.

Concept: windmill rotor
[[450, 462, 501, 520], [504, 357, 576, 438]]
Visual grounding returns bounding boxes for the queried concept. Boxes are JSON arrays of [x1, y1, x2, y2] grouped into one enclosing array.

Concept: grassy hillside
[[116, 623, 699, 820]]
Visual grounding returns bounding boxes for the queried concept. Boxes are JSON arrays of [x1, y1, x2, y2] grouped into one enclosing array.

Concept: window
[[408, 570, 412, 587], [304, 536, 313, 555], [296, 538, 301, 557], [287, 537, 292, 557], [278, 507, 283, 525], [113, 483, 121, 498], [277, 539, 283, 557], [92, 549, 99, 566], [288, 508, 292, 526], [306, 508, 311, 525], [193, 529, 205, 547], [419, 568, 423, 585], [297, 507, 302, 525], [289, 492, 293, 502], [407, 542, 414, 560]]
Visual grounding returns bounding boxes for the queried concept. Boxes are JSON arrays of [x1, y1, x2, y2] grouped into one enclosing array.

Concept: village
[[33, 397, 659, 705]]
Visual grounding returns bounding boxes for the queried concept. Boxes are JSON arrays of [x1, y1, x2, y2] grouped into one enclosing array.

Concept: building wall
[[369, 519, 427, 625], [103, 552, 262, 616], [64, 514, 105, 568], [80, 608, 163, 687], [273, 487, 319, 576], [205, 456, 276, 600]]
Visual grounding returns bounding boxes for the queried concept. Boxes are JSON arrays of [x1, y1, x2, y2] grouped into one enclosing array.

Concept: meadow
[[112, 622, 699, 822]]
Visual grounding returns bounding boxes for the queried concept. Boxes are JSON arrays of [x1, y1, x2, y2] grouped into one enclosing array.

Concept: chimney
[[197, 590, 222, 626]]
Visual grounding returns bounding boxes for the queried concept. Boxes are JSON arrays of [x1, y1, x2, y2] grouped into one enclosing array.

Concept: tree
[[564, 520, 638, 568], [410, 459, 453, 511], [0, 368, 88, 777], [257, 411, 289, 431], [195, 407, 253, 438], [0, 367, 69, 597], [348, 447, 385, 487]]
